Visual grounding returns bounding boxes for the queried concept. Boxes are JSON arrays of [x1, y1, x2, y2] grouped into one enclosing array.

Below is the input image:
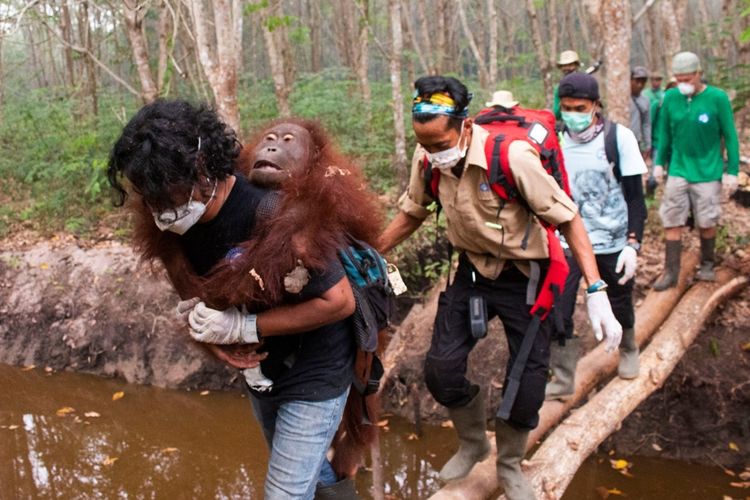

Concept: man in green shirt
[[652, 52, 740, 290], [643, 71, 665, 195]]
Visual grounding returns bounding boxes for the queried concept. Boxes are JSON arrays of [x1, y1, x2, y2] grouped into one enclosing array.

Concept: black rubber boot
[[618, 328, 639, 379], [696, 237, 716, 281], [653, 240, 682, 291], [314, 478, 360, 500]]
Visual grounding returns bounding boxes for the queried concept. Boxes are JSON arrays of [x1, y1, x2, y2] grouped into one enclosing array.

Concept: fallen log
[[429, 250, 700, 500], [521, 271, 749, 499]]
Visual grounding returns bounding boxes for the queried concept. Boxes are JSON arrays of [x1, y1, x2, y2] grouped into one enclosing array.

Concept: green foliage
[[244, 0, 269, 15], [0, 88, 132, 236]]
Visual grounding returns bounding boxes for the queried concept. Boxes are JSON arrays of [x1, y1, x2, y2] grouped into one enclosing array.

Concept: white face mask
[[153, 182, 216, 235], [677, 82, 695, 96], [427, 123, 468, 170]]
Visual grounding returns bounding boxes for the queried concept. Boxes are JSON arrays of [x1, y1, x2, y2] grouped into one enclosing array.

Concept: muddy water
[[0, 364, 743, 499]]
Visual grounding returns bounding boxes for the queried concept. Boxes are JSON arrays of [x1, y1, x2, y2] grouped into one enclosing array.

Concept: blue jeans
[[250, 388, 349, 500]]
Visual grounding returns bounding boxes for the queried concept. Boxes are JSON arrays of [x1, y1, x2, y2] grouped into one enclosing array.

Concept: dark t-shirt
[[180, 174, 354, 403]]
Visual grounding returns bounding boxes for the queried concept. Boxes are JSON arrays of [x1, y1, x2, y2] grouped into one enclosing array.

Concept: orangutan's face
[[248, 123, 313, 188]]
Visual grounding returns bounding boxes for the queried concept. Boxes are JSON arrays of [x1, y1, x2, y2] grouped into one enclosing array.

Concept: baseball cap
[[672, 52, 701, 74], [558, 72, 600, 101], [631, 66, 649, 79]]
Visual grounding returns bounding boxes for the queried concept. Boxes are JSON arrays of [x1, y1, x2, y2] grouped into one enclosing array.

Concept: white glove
[[586, 291, 623, 353], [615, 245, 638, 285], [187, 302, 259, 345], [176, 297, 201, 322], [242, 367, 273, 392], [722, 173, 738, 197], [653, 165, 665, 184]]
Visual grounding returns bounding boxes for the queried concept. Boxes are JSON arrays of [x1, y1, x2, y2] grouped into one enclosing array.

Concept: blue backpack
[[338, 237, 393, 353]]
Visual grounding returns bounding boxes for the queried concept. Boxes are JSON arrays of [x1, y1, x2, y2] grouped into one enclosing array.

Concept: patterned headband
[[412, 92, 469, 118]]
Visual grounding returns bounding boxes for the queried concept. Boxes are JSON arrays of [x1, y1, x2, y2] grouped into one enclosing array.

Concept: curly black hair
[[412, 75, 472, 131], [107, 99, 241, 210]]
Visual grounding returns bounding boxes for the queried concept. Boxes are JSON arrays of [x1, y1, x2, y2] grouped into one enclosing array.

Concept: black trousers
[[559, 250, 635, 340], [424, 254, 552, 430]]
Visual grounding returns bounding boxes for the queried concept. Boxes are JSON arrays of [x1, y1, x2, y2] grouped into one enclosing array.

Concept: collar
[[465, 124, 490, 170]]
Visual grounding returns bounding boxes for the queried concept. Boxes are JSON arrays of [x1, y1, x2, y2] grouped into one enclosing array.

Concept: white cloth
[[586, 291, 623, 352], [561, 123, 647, 254], [615, 245, 638, 285]]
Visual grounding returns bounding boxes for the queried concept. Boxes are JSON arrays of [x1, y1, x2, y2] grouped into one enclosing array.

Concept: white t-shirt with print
[[560, 123, 647, 254]]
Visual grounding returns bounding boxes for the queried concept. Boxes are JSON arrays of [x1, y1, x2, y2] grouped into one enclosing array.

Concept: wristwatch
[[586, 279, 609, 295]]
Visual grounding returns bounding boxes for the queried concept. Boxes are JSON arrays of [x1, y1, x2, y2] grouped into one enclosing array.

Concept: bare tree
[[589, 0, 632, 123], [122, 0, 158, 102], [389, 0, 408, 187], [526, 0, 554, 106], [259, 0, 292, 117], [78, 0, 97, 115], [487, 0, 497, 89], [658, 0, 683, 71], [457, 0, 489, 88], [188, 0, 244, 131]]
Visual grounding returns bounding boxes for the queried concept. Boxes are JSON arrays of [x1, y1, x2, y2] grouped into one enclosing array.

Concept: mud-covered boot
[[495, 419, 534, 500], [653, 240, 682, 291], [618, 327, 639, 379], [545, 337, 579, 400], [314, 478, 360, 500], [439, 391, 491, 482], [696, 237, 716, 281]]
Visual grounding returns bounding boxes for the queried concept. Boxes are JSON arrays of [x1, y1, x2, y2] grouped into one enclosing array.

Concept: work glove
[[176, 297, 201, 322], [586, 291, 623, 353], [187, 302, 259, 345], [615, 245, 638, 285], [653, 165, 665, 184], [722, 173, 738, 198]]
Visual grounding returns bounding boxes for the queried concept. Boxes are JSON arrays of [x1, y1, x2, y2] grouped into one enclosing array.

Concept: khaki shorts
[[659, 176, 721, 228]]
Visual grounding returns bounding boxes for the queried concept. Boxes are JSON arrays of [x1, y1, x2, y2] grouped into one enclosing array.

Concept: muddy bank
[[0, 238, 239, 391]]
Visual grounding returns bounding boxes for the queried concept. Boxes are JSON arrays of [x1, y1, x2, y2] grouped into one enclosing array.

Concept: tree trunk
[[260, 0, 292, 117], [416, 0, 436, 74], [658, 0, 682, 71], [522, 273, 748, 499], [526, 0, 553, 107], [25, 24, 47, 89], [123, 0, 159, 103], [487, 0, 497, 89], [548, 0, 559, 74], [402, 0, 430, 75], [457, 0, 489, 88], [427, 251, 701, 500], [435, 0, 448, 73], [156, 0, 173, 96], [599, 0, 631, 124], [308, 0, 322, 72], [355, 0, 372, 108], [78, 0, 97, 116], [388, 0, 408, 187], [59, 0, 76, 91], [189, 0, 243, 132]]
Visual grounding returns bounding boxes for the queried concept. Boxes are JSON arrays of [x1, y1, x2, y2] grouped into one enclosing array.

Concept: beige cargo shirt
[[398, 124, 578, 279]]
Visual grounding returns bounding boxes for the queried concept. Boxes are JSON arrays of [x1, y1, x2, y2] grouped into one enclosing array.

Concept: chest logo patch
[[698, 113, 709, 124], [479, 182, 491, 192]]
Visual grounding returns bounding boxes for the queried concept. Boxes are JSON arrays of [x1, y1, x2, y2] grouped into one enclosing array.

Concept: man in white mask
[[377, 76, 622, 499], [547, 72, 648, 401], [652, 52, 740, 289]]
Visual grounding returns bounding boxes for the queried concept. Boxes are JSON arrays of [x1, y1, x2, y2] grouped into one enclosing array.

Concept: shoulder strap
[[603, 119, 621, 182]]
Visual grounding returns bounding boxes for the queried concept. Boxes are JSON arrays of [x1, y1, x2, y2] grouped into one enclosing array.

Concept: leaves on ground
[[56, 407, 75, 417], [111, 391, 125, 401], [728, 441, 740, 452], [84, 411, 100, 418], [595, 486, 627, 498], [101, 456, 118, 466]]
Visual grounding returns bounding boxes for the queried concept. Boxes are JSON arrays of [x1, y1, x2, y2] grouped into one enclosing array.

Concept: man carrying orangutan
[[107, 99, 383, 499]]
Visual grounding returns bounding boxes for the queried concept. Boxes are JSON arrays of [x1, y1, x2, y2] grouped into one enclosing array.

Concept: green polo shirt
[[655, 85, 739, 182]]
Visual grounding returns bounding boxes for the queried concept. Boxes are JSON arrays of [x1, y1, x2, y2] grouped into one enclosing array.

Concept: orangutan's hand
[[204, 344, 268, 369]]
